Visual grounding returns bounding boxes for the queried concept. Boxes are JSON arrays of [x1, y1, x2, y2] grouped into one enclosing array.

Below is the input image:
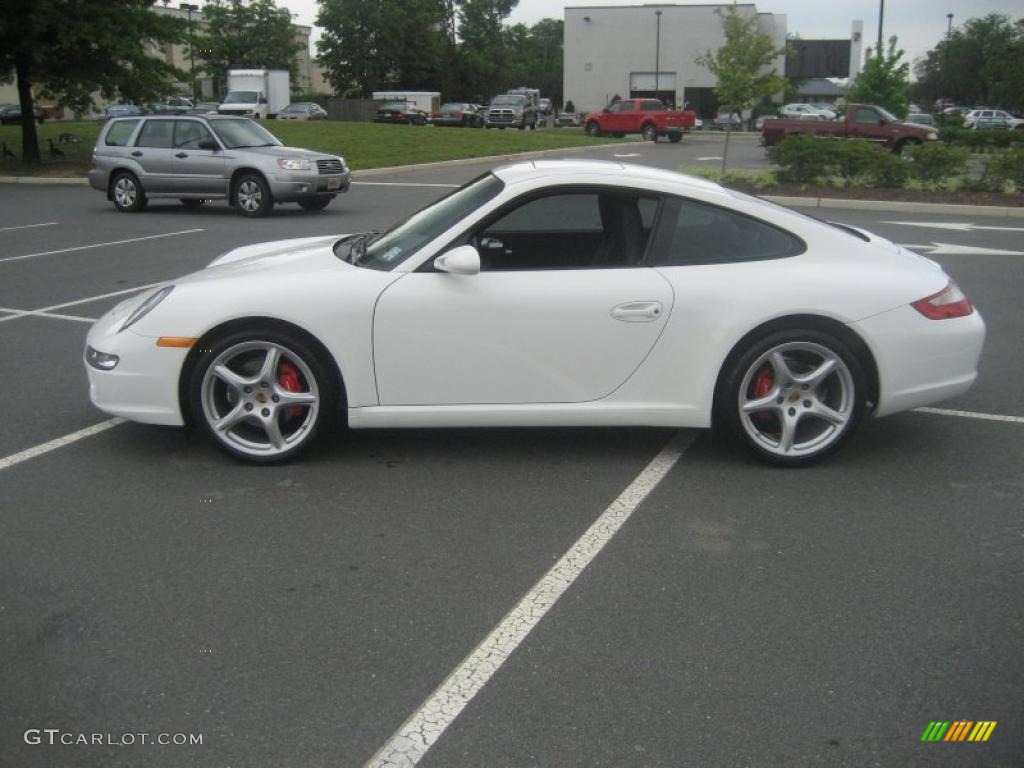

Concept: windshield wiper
[[351, 231, 381, 265]]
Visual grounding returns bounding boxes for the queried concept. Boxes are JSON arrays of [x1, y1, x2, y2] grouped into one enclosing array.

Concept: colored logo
[[921, 721, 997, 742]]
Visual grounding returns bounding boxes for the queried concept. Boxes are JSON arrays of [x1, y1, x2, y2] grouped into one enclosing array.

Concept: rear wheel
[[642, 123, 658, 142], [668, 130, 683, 143], [717, 329, 866, 465], [232, 173, 273, 217], [111, 172, 146, 212], [189, 328, 339, 464]]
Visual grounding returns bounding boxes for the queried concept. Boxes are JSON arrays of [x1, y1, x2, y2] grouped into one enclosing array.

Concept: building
[[787, 21, 864, 83], [563, 3, 787, 117]]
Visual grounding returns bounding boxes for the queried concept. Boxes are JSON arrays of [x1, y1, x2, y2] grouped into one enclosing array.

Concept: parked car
[[429, 103, 484, 127], [906, 112, 936, 127], [778, 103, 831, 120], [762, 103, 939, 154], [149, 97, 194, 114], [87, 115, 350, 217], [485, 94, 538, 130], [963, 108, 1024, 131], [102, 104, 146, 120], [537, 97, 554, 126], [374, 101, 427, 125], [276, 102, 328, 121], [969, 116, 1015, 131], [711, 112, 743, 130], [583, 98, 696, 142], [82, 160, 985, 466], [0, 104, 45, 125], [184, 102, 222, 116], [554, 111, 582, 127]]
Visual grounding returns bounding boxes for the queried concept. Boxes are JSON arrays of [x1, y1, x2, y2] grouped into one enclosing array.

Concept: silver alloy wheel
[[114, 176, 137, 208], [737, 341, 855, 458], [200, 341, 320, 458], [236, 179, 263, 213]]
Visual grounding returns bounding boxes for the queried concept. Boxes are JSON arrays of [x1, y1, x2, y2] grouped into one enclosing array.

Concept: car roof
[[491, 160, 726, 195]]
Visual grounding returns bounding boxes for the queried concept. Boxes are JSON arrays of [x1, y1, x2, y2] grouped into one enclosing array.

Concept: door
[[131, 119, 177, 192], [171, 119, 226, 196], [373, 189, 674, 406]]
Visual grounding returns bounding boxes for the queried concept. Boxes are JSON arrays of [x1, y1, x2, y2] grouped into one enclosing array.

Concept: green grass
[[0, 120, 623, 177]]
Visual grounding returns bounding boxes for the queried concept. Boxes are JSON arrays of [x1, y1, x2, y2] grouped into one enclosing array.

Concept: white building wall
[[564, 3, 786, 113]]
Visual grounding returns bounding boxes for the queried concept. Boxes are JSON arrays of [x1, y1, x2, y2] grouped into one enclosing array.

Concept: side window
[[173, 120, 213, 149], [640, 100, 665, 112], [854, 108, 880, 125], [647, 196, 805, 266], [469, 190, 658, 271], [136, 120, 174, 148], [105, 119, 139, 146]]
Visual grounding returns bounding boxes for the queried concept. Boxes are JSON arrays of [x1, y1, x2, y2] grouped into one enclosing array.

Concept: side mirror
[[434, 245, 480, 275], [602, 107, 610, 113], [197, 138, 218, 151]]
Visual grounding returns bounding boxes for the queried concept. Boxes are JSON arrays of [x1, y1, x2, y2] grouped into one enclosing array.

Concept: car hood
[[193, 235, 349, 279]]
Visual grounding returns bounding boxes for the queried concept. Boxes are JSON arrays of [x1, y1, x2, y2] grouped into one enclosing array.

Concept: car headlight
[[277, 157, 314, 171], [120, 285, 174, 332], [926, 131, 938, 140]]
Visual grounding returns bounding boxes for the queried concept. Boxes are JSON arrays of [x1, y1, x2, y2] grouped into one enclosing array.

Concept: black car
[[374, 101, 428, 125], [0, 104, 45, 125]]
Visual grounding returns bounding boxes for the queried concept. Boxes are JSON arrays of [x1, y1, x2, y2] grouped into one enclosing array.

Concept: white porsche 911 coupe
[[84, 160, 985, 465]]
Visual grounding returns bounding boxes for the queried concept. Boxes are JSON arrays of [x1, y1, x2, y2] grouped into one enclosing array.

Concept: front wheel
[[717, 329, 866, 465], [585, 121, 601, 137], [232, 173, 273, 217], [189, 329, 339, 464], [298, 196, 332, 211]]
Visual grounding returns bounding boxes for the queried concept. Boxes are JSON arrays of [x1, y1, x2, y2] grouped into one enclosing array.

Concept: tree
[[0, 0, 185, 164], [695, 4, 786, 173], [457, 0, 516, 99], [194, 0, 302, 87], [847, 36, 910, 118], [912, 14, 1024, 113]]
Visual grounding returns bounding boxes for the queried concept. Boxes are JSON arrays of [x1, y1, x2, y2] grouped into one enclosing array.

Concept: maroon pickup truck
[[584, 98, 696, 142], [762, 103, 939, 154]]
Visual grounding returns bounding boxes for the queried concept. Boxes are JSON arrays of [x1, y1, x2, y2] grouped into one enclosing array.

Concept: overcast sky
[[281, 0, 1022, 72]]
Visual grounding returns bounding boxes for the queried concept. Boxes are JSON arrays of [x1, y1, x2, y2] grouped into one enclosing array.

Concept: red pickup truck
[[583, 98, 696, 142], [761, 103, 939, 154]]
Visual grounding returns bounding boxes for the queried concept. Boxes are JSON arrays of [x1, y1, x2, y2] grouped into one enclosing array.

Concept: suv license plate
[[326, 176, 341, 190]]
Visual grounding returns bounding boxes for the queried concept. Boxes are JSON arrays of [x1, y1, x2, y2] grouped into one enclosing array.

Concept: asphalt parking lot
[[1, 141, 1022, 767]]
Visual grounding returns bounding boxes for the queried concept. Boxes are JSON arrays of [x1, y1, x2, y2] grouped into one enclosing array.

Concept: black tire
[[668, 130, 683, 143], [585, 121, 601, 137], [232, 172, 273, 217], [716, 328, 867, 466], [642, 123, 658, 142], [188, 326, 340, 464], [298, 196, 332, 212], [110, 171, 147, 213], [180, 198, 205, 210]]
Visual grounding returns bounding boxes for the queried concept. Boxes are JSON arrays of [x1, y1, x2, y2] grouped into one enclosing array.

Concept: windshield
[[336, 173, 505, 270], [876, 106, 899, 123], [209, 118, 281, 148], [491, 95, 525, 106], [284, 103, 309, 112], [440, 104, 466, 112], [223, 91, 259, 104]]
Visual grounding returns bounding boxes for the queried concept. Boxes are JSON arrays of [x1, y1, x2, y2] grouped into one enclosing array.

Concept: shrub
[[830, 140, 886, 182], [942, 126, 1024, 152], [766, 135, 833, 183], [862, 150, 910, 187], [986, 148, 1024, 192], [907, 142, 970, 184]]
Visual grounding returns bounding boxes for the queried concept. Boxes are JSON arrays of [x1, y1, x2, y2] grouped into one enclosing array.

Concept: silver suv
[[88, 115, 351, 216]]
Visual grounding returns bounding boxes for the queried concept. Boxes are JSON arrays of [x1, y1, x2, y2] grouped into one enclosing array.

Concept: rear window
[[105, 120, 139, 146]]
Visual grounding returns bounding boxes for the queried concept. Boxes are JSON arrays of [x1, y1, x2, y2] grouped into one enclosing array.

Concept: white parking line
[[0, 281, 163, 324], [366, 430, 695, 768], [914, 406, 1024, 424], [0, 222, 58, 233], [0, 418, 125, 472], [0, 307, 95, 323], [352, 182, 460, 188], [0, 229, 204, 264]]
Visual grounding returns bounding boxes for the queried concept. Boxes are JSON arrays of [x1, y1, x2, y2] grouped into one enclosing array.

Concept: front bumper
[[266, 168, 352, 201], [84, 303, 187, 426]]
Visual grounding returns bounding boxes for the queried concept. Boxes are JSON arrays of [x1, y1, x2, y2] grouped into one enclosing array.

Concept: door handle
[[131, 151, 143, 157], [610, 301, 663, 322], [175, 152, 188, 158]]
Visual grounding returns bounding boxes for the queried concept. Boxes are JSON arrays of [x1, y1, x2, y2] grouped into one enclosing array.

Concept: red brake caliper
[[751, 365, 774, 424], [276, 360, 304, 416]]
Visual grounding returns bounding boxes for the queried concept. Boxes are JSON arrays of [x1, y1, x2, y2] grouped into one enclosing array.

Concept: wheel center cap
[[255, 392, 267, 404], [788, 391, 801, 404]]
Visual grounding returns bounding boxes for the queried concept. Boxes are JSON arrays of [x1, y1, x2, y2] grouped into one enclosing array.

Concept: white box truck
[[219, 69, 290, 119]]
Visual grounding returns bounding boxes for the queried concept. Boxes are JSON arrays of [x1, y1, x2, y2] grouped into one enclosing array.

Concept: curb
[[762, 195, 1024, 219], [0, 175, 88, 185]]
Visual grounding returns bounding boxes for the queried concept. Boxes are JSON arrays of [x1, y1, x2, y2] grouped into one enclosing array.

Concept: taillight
[[911, 281, 973, 319]]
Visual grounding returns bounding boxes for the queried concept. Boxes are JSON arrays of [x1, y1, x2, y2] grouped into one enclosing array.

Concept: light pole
[[654, 10, 662, 102], [876, 0, 884, 56], [180, 3, 199, 103], [944, 13, 953, 105]]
